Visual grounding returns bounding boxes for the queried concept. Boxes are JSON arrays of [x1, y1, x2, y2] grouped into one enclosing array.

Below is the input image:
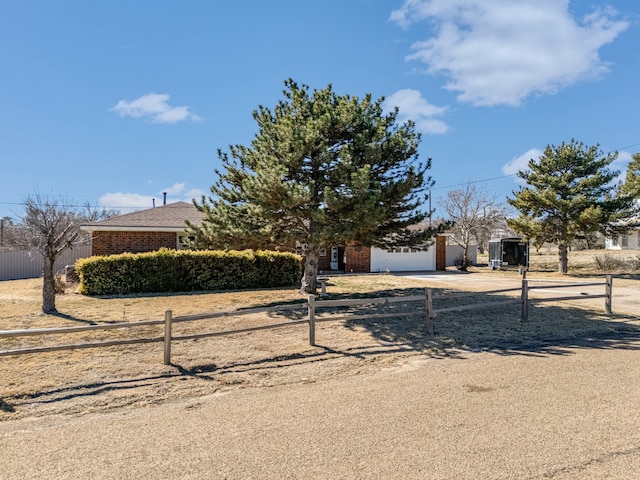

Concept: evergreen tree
[[620, 153, 640, 198], [507, 216, 552, 253], [507, 139, 637, 273], [190, 79, 444, 293]]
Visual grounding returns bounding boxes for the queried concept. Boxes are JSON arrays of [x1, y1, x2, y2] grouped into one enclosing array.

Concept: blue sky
[[1, 0, 639, 220]]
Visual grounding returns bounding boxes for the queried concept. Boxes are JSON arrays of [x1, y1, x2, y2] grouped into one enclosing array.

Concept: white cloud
[[110, 93, 202, 124], [183, 188, 207, 200], [99, 185, 207, 212], [160, 183, 207, 201], [390, 1, 628, 106], [163, 182, 187, 196], [612, 150, 632, 172], [502, 148, 543, 180], [383, 89, 449, 134], [98, 193, 156, 212]]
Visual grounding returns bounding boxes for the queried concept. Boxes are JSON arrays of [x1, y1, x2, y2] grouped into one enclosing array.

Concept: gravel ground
[[2, 340, 640, 479]]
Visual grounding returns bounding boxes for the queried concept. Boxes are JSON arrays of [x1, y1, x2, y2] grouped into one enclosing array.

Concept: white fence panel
[[446, 245, 478, 266], [0, 245, 92, 281]]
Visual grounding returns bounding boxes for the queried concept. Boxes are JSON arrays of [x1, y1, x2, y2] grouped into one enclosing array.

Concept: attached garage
[[369, 246, 436, 272]]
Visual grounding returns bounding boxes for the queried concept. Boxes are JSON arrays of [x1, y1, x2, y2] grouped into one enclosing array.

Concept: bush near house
[[75, 249, 302, 295]]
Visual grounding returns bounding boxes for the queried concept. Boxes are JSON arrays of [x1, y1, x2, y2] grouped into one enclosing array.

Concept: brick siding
[[91, 231, 177, 256], [344, 245, 371, 273], [317, 252, 331, 271], [436, 235, 446, 271]]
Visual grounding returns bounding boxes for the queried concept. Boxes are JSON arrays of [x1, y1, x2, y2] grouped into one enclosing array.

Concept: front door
[[330, 246, 339, 270]]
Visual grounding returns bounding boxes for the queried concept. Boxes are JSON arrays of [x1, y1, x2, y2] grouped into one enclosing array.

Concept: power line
[[432, 175, 516, 191], [613, 142, 640, 152], [431, 141, 640, 192], [2, 141, 638, 211]]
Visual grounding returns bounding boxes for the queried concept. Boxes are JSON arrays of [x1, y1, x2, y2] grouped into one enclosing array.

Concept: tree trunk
[[300, 248, 319, 295], [558, 242, 569, 274], [42, 255, 57, 313], [460, 246, 470, 271]]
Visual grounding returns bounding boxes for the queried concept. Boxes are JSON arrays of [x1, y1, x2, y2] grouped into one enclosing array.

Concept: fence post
[[521, 279, 529, 321], [425, 288, 434, 334], [605, 274, 613, 314], [308, 294, 316, 346], [164, 310, 173, 365]]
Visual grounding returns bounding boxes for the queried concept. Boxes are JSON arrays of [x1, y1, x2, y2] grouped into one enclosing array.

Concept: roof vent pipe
[[163, 192, 167, 205], [152, 198, 156, 208]]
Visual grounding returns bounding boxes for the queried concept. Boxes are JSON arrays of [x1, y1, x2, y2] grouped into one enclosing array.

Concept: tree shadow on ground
[[49, 311, 97, 325], [325, 286, 640, 356], [5, 344, 449, 413], [0, 397, 15, 412], [260, 285, 640, 356], [5, 285, 638, 417]]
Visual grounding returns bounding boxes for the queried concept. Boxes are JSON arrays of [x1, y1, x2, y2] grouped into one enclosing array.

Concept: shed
[[488, 237, 529, 270]]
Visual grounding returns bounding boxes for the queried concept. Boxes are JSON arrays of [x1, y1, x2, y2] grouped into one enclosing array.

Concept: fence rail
[[521, 275, 612, 321], [0, 275, 614, 363]]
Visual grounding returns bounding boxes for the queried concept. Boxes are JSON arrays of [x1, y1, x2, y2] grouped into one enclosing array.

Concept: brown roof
[[81, 201, 205, 232]]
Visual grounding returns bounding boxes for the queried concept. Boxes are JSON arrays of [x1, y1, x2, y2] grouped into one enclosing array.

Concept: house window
[[621, 233, 629, 248], [387, 247, 415, 253], [177, 235, 196, 250], [319, 248, 327, 257], [612, 236, 618, 247]]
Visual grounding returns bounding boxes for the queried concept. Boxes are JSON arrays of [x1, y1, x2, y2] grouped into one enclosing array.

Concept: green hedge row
[[75, 249, 302, 295]]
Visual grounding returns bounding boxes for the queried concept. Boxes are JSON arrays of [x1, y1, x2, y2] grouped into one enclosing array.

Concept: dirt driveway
[[2, 341, 640, 479]]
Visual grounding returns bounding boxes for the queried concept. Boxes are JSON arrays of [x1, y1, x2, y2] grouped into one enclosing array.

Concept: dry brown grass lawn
[[1, 249, 638, 421]]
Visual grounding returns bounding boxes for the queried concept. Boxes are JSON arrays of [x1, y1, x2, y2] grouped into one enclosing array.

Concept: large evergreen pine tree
[[190, 79, 444, 293], [507, 139, 637, 273]]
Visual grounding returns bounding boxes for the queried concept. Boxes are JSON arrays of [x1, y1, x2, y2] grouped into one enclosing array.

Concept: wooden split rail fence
[[0, 275, 613, 364]]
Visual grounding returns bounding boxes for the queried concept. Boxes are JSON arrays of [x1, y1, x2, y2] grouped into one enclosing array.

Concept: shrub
[[76, 249, 302, 295], [593, 253, 640, 273], [593, 254, 626, 272]]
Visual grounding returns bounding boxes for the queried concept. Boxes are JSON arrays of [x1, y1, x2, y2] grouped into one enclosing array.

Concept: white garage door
[[370, 247, 435, 272]]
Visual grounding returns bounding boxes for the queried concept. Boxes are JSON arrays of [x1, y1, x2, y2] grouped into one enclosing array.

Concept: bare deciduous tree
[[1, 216, 16, 249], [439, 182, 508, 270], [10, 194, 117, 314]]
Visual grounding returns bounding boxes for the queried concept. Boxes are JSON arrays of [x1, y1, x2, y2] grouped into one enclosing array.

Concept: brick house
[[80, 202, 205, 256], [81, 202, 451, 272]]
